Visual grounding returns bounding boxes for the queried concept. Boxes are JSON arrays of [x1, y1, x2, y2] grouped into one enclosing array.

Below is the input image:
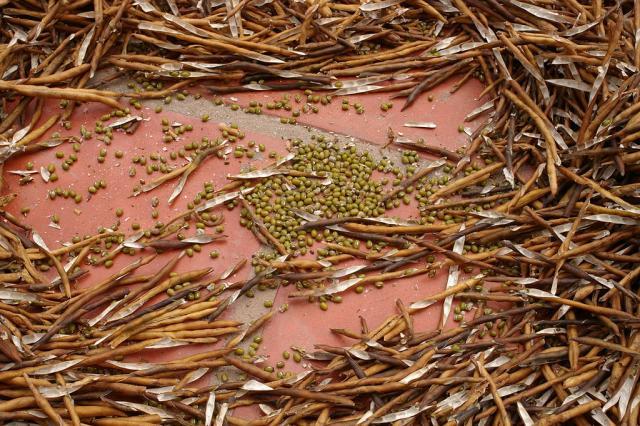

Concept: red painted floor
[[3, 77, 485, 387]]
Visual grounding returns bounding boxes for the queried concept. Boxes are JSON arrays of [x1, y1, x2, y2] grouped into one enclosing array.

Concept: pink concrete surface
[[2, 78, 486, 383], [217, 78, 484, 147]]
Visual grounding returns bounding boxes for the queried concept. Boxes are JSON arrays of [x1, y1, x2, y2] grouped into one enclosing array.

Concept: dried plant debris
[[0, 0, 639, 425]]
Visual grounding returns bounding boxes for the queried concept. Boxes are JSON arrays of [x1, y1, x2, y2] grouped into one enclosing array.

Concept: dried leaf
[[517, 402, 534, 426], [215, 403, 228, 426], [196, 191, 242, 212], [133, 0, 156, 11], [38, 377, 96, 398], [221, 260, 244, 279], [440, 41, 486, 56], [510, 0, 572, 23], [373, 404, 430, 423], [181, 234, 220, 244], [108, 115, 142, 129], [205, 391, 216, 426], [442, 224, 464, 327], [348, 349, 372, 360], [166, 0, 179, 14], [76, 26, 95, 66], [360, 0, 403, 11], [40, 166, 50, 182], [331, 265, 367, 278], [32, 359, 82, 375], [138, 22, 183, 36], [229, 169, 286, 179], [403, 122, 437, 129], [8, 170, 38, 177], [332, 85, 383, 96], [365, 216, 417, 226], [31, 232, 50, 252], [409, 299, 435, 309], [546, 79, 591, 92], [400, 366, 432, 384], [465, 99, 495, 121], [304, 351, 335, 361], [537, 327, 566, 335], [311, 277, 363, 296], [485, 355, 510, 369], [116, 401, 173, 419], [162, 13, 211, 38], [168, 169, 191, 204], [106, 360, 155, 370], [522, 288, 558, 299], [349, 33, 378, 44], [589, 64, 609, 104], [11, 125, 31, 144], [147, 338, 191, 348], [585, 214, 639, 225], [503, 167, 515, 188], [357, 405, 375, 424], [88, 300, 120, 326], [0, 290, 38, 303]]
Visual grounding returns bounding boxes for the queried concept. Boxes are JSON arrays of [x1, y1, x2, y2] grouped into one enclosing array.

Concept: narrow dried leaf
[[332, 85, 383, 96], [116, 401, 173, 419], [166, 0, 179, 14], [7, 169, 38, 176], [181, 234, 219, 244], [147, 338, 191, 348], [441, 225, 464, 327], [440, 41, 486, 56], [106, 360, 155, 370], [585, 214, 639, 225], [349, 33, 378, 44], [400, 366, 432, 384], [168, 170, 190, 204], [38, 377, 96, 398], [366, 216, 416, 226], [11, 126, 31, 144], [522, 288, 558, 299], [205, 391, 216, 426], [138, 22, 182, 36], [76, 26, 95, 66], [312, 277, 363, 296], [31, 232, 50, 252], [360, 0, 403, 11], [348, 349, 372, 360], [88, 300, 120, 326], [241, 83, 270, 91], [537, 327, 566, 335], [108, 115, 142, 129], [410, 299, 435, 309], [40, 166, 50, 182], [373, 404, 430, 423], [215, 403, 228, 426], [517, 402, 534, 426], [133, 0, 157, 12], [465, 99, 495, 121], [32, 359, 82, 375], [403, 122, 437, 129], [331, 265, 367, 278], [304, 351, 335, 361], [357, 407, 375, 424], [196, 191, 242, 212], [485, 355, 510, 369], [589, 64, 609, 104], [229, 169, 285, 179], [546, 79, 591, 92], [162, 13, 211, 38], [511, 0, 572, 23]]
